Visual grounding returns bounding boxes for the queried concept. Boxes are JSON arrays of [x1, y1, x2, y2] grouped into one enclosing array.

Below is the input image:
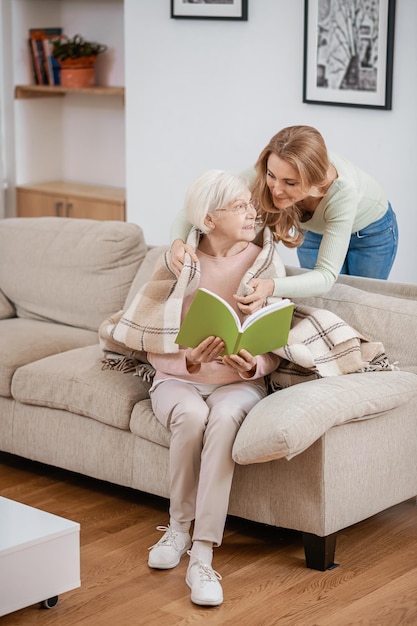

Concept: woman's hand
[[170, 239, 199, 277], [185, 336, 225, 372], [223, 349, 257, 378], [234, 278, 275, 315]]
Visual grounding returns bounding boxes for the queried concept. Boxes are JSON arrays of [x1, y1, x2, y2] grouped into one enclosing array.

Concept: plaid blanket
[[99, 225, 285, 356], [269, 305, 395, 390], [99, 226, 395, 383]]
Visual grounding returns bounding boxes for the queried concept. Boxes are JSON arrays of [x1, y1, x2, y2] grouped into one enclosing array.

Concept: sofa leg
[[301, 532, 339, 570]]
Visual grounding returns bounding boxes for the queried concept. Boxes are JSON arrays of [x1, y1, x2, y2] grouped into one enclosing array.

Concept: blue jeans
[[296, 203, 398, 279]]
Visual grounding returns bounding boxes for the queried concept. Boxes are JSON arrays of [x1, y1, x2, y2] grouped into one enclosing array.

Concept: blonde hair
[[184, 170, 250, 234], [252, 125, 330, 247]]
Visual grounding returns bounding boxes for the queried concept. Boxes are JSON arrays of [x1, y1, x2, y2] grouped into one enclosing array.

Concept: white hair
[[184, 170, 250, 234]]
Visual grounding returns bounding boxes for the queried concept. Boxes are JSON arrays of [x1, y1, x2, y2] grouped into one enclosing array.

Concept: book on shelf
[[175, 288, 294, 356], [28, 28, 63, 85], [42, 38, 61, 85], [28, 39, 40, 84], [29, 38, 46, 85]]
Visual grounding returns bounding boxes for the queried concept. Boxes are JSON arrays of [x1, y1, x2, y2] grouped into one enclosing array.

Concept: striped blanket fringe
[[268, 354, 397, 392], [101, 351, 139, 373], [101, 351, 156, 382]]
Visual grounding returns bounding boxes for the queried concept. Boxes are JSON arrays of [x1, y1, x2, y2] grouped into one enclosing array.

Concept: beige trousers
[[150, 379, 266, 547]]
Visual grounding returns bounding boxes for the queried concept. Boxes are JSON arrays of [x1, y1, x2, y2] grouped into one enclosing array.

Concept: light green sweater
[[170, 153, 388, 298]]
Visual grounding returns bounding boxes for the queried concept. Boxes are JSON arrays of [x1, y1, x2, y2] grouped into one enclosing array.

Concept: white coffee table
[[0, 496, 80, 616]]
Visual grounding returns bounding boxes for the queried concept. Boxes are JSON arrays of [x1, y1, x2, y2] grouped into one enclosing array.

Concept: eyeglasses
[[215, 198, 260, 215]]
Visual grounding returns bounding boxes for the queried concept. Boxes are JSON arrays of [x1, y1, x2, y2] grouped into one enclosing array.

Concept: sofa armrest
[[232, 371, 417, 464]]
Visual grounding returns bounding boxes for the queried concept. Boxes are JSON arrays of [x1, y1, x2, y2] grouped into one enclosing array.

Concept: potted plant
[[52, 34, 107, 88]]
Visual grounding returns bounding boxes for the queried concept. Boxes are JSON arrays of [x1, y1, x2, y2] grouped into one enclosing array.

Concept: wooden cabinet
[[16, 181, 125, 221]]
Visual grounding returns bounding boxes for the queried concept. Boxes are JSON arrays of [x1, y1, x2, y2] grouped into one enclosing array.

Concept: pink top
[[148, 243, 281, 385]]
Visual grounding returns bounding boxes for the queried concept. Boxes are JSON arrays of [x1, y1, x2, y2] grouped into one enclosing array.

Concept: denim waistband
[[353, 203, 393, 238]]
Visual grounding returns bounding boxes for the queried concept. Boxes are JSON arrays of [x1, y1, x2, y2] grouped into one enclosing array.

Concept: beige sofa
[[1, 217, 416, 570]]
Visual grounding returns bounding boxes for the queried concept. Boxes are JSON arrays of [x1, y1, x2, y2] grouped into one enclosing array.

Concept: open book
[[175, 288, 294, 356]]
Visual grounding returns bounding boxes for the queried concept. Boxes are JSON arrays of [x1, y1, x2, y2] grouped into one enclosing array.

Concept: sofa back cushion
[[0, 289, 15, 319], [296, 282, 417, 374], [124, 245, 168, 308], [0, 218, 147, 331]]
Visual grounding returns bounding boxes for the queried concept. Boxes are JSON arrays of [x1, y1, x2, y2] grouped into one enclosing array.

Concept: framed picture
[[171, 0, 248, 21], [303, 0, 396, 109]]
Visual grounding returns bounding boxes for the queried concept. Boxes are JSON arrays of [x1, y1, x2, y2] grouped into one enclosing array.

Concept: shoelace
[[187, 550, 222, 583], [148, 525, 182, 551]]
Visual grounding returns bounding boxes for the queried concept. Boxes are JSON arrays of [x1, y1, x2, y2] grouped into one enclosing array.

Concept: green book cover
[[175, 288, 294, 356]]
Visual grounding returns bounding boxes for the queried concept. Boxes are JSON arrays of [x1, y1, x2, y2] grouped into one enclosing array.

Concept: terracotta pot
[[59, 56, 97, 88]]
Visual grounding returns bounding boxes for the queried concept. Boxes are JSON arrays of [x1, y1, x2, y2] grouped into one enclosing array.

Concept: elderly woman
[[145, 170, 283, 606]]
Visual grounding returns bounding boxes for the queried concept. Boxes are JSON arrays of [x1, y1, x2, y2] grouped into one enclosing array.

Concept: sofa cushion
[[232, 370, 417, 464], [130, 398, 171, 447], [0, 289, 15, 319], [0, 218, 147, 332], [11, 344, 151, 430], [0, 318, 97, 398], [296, 283, 417, 374], [124, 245, 168, 308]]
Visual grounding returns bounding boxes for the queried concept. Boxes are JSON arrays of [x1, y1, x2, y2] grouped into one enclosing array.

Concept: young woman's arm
[[169, 209, 198, 275], [236, 191, 357, 308], [170, 208, 193, 242]]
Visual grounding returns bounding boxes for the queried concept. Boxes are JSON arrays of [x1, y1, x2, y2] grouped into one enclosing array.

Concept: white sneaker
[[148, 525, 191, 569], [185, 551, 223, 606]]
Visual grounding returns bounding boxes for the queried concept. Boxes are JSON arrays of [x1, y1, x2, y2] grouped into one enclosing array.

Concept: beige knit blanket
[[99, 226, 395, 384], [269, 305, 395, 390], [99, 225, 285, 356]]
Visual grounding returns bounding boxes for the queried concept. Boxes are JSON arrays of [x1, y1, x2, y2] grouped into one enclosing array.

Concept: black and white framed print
[[303, 0, 396, 109]]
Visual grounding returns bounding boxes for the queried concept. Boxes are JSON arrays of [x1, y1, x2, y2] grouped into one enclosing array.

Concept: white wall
[[0, 0, 10, 218], [60, 0, 125, 186], [125, 0, 417, 285]]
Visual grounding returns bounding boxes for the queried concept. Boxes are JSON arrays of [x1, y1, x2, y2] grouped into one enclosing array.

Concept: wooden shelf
[[14, 84, 125, 99]]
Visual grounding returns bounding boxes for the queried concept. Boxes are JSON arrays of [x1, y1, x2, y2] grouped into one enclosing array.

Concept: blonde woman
[[171, 126, 398, 314]]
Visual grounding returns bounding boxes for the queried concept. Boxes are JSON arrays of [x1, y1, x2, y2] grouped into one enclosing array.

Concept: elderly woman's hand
[[185, 336, 225, 373], [170, 239, 199, 277], [234, 278, 275, 315], [223, 349, 257, 378]]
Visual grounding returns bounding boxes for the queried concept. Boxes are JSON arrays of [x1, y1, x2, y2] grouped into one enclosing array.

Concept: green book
[[175, 288, 294, 356]]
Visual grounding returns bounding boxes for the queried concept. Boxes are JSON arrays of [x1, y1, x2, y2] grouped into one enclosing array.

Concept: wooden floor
[[1, 452, 417, 626]]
